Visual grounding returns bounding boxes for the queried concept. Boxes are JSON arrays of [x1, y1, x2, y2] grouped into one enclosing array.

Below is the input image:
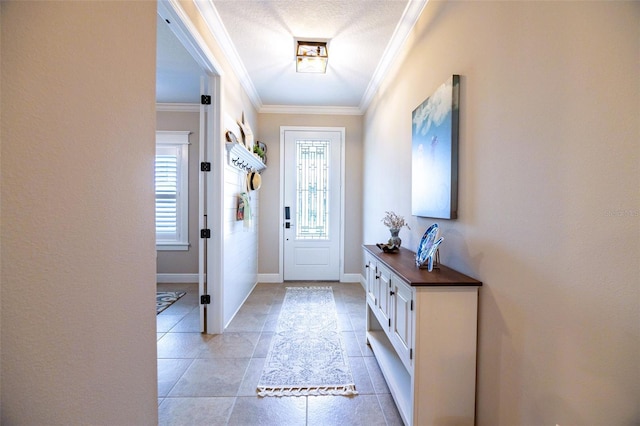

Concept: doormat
[[257, 286, 357, 397], [156, 291, 186, 315]]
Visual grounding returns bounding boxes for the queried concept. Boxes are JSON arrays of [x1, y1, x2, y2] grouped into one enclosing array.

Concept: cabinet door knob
[[390, 290, 395, 296], [376, 274, 381, 279]]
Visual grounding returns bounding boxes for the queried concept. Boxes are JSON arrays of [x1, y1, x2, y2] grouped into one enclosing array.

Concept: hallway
[[156, 282, 403, 425]]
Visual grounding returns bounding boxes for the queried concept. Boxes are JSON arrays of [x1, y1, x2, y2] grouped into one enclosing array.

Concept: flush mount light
[[295, 40, 328, 73]]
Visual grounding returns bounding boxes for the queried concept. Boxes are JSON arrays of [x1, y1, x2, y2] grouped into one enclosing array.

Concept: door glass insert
[[296, 139, 330, 240]]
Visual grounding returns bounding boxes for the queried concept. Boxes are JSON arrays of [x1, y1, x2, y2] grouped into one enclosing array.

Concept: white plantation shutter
[[156, 131, 190, 250], [155, 150, 178, 236]]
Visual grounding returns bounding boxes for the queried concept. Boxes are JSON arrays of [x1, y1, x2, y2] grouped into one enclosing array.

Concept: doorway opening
[[156, 2, 224, 334]]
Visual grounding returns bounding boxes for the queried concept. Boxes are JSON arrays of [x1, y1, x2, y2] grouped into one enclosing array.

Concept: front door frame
[[279, 126, 346, 282]]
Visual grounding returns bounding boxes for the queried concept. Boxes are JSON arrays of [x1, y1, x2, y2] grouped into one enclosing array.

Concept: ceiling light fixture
[[295, 40, 328, 73]]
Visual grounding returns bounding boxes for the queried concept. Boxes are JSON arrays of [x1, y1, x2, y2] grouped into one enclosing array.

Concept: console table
[[363, 245, 482, 426]]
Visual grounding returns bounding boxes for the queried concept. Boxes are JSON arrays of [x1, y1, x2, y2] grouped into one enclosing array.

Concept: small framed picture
[[236, 195, 245, 221]]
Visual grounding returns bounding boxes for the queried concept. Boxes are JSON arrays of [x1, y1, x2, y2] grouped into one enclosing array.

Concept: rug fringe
[[257, 384, 358, 397], [285, 286, 333, 290]]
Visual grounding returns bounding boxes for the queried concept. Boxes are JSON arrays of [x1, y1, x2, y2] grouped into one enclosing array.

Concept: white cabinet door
[[391, 277, 413, 369], [364, 253, 377, 306], [377, 263, 392, 329]]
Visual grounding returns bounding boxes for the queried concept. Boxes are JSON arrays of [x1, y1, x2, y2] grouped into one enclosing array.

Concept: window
[[296, 139, 330, 240], [156, 131, 190, 250]]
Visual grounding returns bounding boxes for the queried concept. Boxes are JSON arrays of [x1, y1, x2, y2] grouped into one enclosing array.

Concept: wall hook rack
[[225, 140, 266, 173]]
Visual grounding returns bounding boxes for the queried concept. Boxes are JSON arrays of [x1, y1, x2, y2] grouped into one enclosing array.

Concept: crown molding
[[156, 103, 200, 112], [359, 0, 429, 112], [157, 102, 362, 116], [259, 104, 363, 116], [194, 0, 263, 110]]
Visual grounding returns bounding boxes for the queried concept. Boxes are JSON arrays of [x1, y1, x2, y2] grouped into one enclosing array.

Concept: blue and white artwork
[[411, 75, 459, 219]]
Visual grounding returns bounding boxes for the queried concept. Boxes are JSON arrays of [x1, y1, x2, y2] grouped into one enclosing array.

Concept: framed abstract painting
[[411, 75, 460, 219]]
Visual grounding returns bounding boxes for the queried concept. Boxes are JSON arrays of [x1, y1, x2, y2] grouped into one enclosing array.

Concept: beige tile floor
[[157, 282, 404, 426]]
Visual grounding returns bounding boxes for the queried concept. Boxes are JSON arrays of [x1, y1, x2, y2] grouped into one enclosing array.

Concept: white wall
[[363, 2, 639, 424], [1, 1, 158, 423], [223, 161, 259, 326]]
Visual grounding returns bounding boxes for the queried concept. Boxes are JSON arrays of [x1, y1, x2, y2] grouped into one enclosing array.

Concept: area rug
[[257, 286, 357, 397], [156, 291, 186, 314]]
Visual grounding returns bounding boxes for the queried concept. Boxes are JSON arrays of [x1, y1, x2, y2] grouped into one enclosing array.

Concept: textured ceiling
[[211, 0, 409, 108], [157, 1, 422, 112]]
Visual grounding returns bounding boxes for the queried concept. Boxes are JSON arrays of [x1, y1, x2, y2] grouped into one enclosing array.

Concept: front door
[[283, 128, 343, 281]]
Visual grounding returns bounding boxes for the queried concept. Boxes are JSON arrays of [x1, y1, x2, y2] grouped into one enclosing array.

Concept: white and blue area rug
[[156, 291, 186, 315], [257, 286, 357, 397]]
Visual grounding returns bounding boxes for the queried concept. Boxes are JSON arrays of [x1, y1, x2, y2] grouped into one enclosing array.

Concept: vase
[[388, 228, 402, 247]]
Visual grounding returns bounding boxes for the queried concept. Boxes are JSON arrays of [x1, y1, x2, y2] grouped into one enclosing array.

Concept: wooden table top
[[364, 245, 482, 287]]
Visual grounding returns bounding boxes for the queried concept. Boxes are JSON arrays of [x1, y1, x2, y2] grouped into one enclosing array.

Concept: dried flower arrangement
[[381, 211, 410, 230]]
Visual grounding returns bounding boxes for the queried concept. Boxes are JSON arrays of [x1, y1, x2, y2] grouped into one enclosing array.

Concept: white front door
[[283, 128, 343, 281]]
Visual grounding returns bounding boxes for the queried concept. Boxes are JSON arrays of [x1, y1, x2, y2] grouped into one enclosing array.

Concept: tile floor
[[157, 282, 404, 425]]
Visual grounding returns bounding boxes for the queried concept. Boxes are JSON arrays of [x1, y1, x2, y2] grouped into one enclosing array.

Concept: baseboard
[[257, 273, 361, 283], [156, 273, 199, 283], [341, 273, 361, 283], [224, 280, 258, 329], [359, 274, 366, 290], [257, 273, 283, 283]]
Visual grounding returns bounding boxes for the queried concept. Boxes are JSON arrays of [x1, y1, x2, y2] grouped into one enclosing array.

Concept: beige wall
[[156, 110, 200, 275], [257, 113, 363, 276], [1, 1, 158, 424], [363, 1, 639, 424]]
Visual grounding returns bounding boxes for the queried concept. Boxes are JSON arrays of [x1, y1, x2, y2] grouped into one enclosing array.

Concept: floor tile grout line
[[157, 282, 402, 424], [159, 357, 196, 400], [224, 396, 238, 426]]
